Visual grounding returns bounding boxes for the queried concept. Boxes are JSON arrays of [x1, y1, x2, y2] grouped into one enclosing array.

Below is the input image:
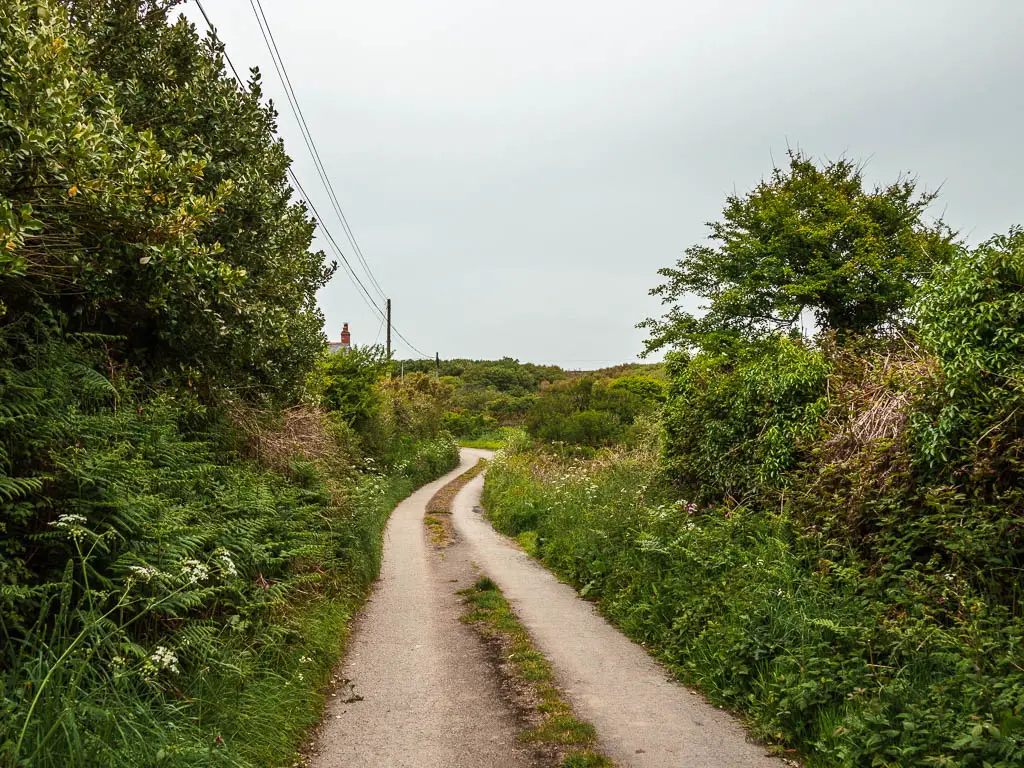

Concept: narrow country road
[[310, 449, 782, 767], [308, 451, 533, 768]]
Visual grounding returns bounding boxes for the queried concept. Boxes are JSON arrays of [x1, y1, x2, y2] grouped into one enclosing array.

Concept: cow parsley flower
[[128, 564, 164, 583], [49, 514, 91, 539], [181, 559, 209, 584], [50, 513, 88, 528], [214, 548, 238, 578], [150, 646, 180, 674]]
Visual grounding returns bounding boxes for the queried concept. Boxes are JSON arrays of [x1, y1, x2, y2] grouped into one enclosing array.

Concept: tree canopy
[[641, 151, 958, 354], [0, 0, 333, 402]]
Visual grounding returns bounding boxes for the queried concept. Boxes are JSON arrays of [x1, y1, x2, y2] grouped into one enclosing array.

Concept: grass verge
[[459, 577, 614, 768]]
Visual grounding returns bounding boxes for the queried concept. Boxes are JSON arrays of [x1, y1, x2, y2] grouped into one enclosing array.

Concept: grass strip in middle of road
[[424, 457, 487, 546], [459, 577, 614, 768]]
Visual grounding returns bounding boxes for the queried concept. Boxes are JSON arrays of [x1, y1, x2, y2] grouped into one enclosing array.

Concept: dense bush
[[524, 375, 666, 447], [441, 409, 499, 438], [661, 337, 828, 503], [320, 345, 392, 431], [360, 372, 453, 456], [912, 226, 1024, 485], [0, 336, 458, 766], [1, 0, 331, 402]]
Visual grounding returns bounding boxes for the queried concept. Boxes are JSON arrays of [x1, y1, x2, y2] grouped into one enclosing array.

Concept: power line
[[195, 0, 379, 317], [192, 0, 431, 359], [248, 0, 388, 304], [286, 168, 389, 322]]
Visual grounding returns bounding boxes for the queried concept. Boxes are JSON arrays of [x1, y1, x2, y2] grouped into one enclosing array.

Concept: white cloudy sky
[[181, 1, 1024, 367]]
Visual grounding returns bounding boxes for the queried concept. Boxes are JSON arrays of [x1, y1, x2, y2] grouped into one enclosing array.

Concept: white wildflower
[[128, 564, 163, 583], [50, 513, 88, 527], [214, 548, 238, 578], [150, 646, 180, 674], [49, 513, 89, 540], [180, 559, 209, 584]]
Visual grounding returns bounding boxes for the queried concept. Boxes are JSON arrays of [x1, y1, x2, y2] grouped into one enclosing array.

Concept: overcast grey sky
[[182, 1, 1023, 367]]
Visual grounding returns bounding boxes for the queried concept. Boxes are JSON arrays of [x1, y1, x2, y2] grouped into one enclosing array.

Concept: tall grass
[[483, 444, 1024, 768]]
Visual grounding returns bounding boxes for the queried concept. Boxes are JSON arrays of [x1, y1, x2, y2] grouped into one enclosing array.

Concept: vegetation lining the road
[[458, 431, 511, 450], [424, 458, 488, 546], [484, 154, 1024, 767], [459, 577, 615, 768], [0, 2, 460, 764]]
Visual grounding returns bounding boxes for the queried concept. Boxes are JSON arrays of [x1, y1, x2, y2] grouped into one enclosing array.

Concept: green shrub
[[661, 336, 829, 503], [0, 0, 331, 402], [0, 336, 457, 766], [524, 375, 664, 447], [441, 409, 498, 438], [321, 345, 392, 431], [912, 227, 1024, 487]]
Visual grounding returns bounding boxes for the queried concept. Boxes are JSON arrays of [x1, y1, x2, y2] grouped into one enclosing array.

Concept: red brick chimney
[[341, 323, 351, 350]]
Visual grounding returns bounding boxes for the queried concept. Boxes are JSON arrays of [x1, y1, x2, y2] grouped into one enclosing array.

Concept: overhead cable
[[192, 0, 432, 358]]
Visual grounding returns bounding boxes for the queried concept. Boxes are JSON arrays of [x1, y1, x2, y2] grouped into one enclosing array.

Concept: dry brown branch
[[228, 402, 339, 471]]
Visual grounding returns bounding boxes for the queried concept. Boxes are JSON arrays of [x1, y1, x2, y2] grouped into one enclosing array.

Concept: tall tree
[[1, 0, 334, 401], [641, 151, 958, 354]]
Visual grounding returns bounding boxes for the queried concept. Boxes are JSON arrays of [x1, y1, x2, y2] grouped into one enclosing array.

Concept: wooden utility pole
[[385, 298, 392, 359], [435, 352, 440, 379]]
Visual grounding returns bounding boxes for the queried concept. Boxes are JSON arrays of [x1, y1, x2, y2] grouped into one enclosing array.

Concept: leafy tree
[[641, 150, 957, 354], [321, 345, 391, 431], [1, 0, 333, 402]]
